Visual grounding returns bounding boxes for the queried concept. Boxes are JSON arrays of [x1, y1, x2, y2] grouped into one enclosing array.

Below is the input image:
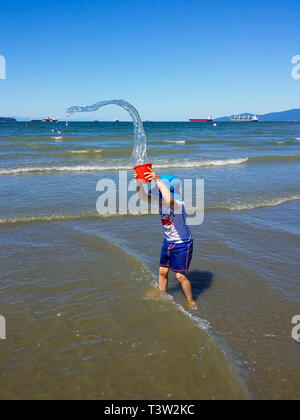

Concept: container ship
[[189, 116, 213, 122], [31, 117, 58, 123]]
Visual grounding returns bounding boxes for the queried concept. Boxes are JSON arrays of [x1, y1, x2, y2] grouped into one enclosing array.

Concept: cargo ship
[[42, 117, 58, 123], [189, 116, 213, 122], [230, 115, 259, 122]]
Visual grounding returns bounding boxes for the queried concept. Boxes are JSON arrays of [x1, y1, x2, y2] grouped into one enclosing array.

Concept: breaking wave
[[0, 158, 249, 175], [207, 195, 300, 211], [248, 154, 300, 163], [164, 140, 186, 144], [1, 195, 300, 226], [1, 154, 299, 176]]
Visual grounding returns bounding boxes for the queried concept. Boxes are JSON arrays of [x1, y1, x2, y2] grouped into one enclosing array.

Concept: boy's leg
[[159, 267, 169, 292], [176, 272, 195, 303]]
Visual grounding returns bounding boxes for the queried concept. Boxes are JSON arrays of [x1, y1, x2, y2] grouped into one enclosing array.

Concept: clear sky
[[0, 0, 299, 121]]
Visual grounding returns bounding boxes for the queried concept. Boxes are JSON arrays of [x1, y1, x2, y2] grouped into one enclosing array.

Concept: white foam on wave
[[164, 140, 186, 144], [157, 158, 248, 168], [0, 214, 91, 225], [2, 195, 299, 227], [159, 293, 210, 331], [0, 158, 249, 175], [0, 165, 131, 175], [0, 211, 147, 225], [227, 195, 300, 211], [70, 149, 103, 154]]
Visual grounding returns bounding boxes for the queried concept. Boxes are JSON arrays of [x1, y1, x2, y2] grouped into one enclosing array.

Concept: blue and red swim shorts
[[160, 238, 193, 274]]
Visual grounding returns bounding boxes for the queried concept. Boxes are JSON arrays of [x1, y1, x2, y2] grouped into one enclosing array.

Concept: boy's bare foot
[[187, 300, 198, 311]]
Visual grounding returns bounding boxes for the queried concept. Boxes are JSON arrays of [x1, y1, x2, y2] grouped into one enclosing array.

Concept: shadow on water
[[168, 270, 214, 300]]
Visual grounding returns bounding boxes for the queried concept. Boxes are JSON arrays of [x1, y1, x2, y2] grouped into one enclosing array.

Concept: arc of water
[[66, 99, 148, 166]]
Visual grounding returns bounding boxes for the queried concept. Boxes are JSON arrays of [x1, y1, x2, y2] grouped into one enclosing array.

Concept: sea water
[[0, 120, 300, 399]]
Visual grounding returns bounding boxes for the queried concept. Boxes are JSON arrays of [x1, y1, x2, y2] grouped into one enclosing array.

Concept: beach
[[0, 120, 300, 399]]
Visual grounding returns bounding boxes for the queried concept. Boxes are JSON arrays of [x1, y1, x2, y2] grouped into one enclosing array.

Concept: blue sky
[[0, 0, 299, 120]]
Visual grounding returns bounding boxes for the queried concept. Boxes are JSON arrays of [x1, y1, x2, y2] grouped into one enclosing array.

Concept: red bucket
[[134, 163, 153, 184]]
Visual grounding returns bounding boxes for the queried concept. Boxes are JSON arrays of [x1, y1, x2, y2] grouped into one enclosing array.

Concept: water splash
[[66, 99, 148, 166]]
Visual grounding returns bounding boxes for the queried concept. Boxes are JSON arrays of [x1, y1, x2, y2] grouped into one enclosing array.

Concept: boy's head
[[150, 174, 182, 201]]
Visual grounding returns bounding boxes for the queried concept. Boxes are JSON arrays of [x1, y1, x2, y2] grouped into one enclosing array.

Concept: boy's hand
[[145, 167, 159, 183], [133, 170, 141, 191]]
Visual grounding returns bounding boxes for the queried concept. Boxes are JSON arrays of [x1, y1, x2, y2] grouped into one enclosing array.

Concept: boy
[[134, 167, 197, 309]]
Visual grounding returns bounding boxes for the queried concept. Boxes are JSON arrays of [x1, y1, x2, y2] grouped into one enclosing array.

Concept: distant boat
[[31, 119, 42, 123], [115, 120, 120, 122], [230, 115, 259, 122], [42, 117, 58, 123], [189, 116, 214, 122]]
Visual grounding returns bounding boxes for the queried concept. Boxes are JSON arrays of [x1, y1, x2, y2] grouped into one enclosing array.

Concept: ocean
[[0, 120, 299, 400]]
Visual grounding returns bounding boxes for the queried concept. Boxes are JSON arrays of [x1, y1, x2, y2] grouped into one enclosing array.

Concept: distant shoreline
[[0, 117, 17, 122], [1, 108, 300, 123]]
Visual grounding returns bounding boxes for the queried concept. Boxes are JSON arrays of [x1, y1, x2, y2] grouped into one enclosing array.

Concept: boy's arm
[[134, 171, 157, 204], [136, 184, 152, 203], [145, 168, 178, 209]]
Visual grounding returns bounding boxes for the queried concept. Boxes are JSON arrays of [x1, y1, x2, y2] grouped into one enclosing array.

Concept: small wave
[[208, 195, 300, 211], [70, 149, 103, 154], [3, 155, 299, 177], [2, 195, 299, 226], [158, 158, 249, 168], [0, 165, 131, 175], [0, 213, 100, 225], [248, 154, 300, 163], [160, 293, 210, 331], [150, 139, 195, 145], [0, 211, 156, 225], [273, 141, 295, 146], [0, 158, 248, 175], [164, 140, 186, 144]]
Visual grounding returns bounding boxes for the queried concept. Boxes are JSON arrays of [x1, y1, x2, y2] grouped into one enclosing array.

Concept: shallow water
[[0, 121, 300, 399]]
